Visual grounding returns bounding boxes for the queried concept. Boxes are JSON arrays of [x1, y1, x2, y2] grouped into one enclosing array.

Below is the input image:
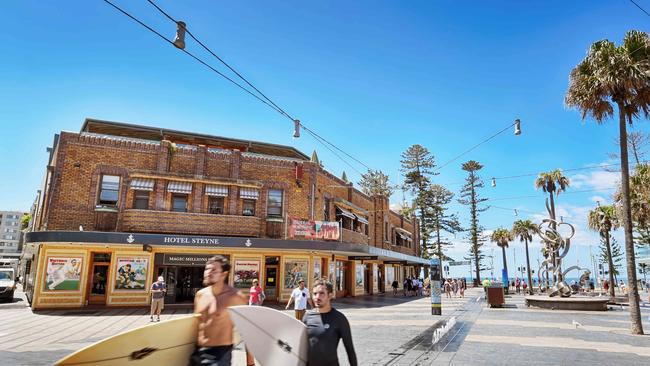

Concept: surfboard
[[54, 314, 199, 366], [228, 305, 308, 366]]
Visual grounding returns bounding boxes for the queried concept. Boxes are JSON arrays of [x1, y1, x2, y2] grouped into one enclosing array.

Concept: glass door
[[264, 266, 278, 301], [88, 252, 111, 305]]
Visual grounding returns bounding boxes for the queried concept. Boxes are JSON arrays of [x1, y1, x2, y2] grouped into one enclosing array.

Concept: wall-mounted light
[[143, 244, 153, 253], [514, 119, 521, 136], [78, 225, 84, 232]]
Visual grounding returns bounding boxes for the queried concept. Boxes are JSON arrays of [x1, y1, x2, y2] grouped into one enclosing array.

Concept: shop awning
[[205, 184, 229, 197], [335, 206, 355, 220], [395, 227, 412, 237], [354, 214, 369, 225], [167, 181, 193, 194], [240, 187, 259, 200], [130, 178, 155, 191]]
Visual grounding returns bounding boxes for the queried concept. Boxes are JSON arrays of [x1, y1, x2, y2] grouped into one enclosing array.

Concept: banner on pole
[[430, 258, 441, 315]]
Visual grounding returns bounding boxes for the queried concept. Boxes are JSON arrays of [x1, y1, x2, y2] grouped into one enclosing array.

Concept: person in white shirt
[[285, 279, 314, 320]]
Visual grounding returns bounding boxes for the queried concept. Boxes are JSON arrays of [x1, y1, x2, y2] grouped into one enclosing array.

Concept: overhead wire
[[104, 0, 370, 177], [629, 0, 650, 17]]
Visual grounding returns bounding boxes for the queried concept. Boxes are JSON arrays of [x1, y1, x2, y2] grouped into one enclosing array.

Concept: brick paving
[[2, 288, 650, 365]]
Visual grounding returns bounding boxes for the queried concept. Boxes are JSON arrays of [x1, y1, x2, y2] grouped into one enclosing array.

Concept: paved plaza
[[1, 288, 650, 365]]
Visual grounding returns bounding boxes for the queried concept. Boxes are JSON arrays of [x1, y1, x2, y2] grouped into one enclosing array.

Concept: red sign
[[289, 218, 340, 240]]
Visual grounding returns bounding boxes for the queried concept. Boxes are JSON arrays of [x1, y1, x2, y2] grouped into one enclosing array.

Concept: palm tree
[[534, 169, 570, 282], [511, 220, 539, 295], [566, 29, 650, 335], [491, 228, 513, 293], [588, 205, 620, 299]]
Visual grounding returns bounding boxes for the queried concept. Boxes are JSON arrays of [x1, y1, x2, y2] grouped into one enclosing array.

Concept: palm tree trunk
[[524, 238, 533, 295], [501, 245, 508, 294], [617, 103, 644, 335], [605, 233, 616, 298], [549, 193, 559, 283]]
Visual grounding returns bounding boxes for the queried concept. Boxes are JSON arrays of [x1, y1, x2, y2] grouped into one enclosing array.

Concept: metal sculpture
[[536, 217, 590, 297]]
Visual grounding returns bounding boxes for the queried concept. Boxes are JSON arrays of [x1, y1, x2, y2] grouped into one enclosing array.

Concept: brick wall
[[39, 129, 418, 257]]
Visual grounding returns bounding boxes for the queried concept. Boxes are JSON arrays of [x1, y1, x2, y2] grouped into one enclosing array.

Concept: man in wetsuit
[[192, 255, 255, 366], [303, 279, 357, 366]]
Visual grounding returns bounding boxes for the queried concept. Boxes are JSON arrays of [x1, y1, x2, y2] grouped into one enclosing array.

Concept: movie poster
[[284, 258, 308, 289], [234, 260, 260, 289], [313, 259, 321, 282], [355, 263, 365, 292], [44, 257, 82, 291], [115, 257, 148, 290]]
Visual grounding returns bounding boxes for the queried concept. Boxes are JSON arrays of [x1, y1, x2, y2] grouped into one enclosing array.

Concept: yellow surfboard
[[55, 314, 199, 366]]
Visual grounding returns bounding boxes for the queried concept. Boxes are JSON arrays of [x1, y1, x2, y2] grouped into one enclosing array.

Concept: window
[[242, 199, 256, 216], [267, 189, 283, 217], [171, 194, 188, 212], [323, 198, 331, 221], [209, 197, 224, 214], [133, 190, 150, 210], [3, 235, 14, 240], [98, 175, 120, 206]]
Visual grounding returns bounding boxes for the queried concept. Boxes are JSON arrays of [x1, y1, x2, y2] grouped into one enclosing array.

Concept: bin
[[486, 286, 505, 308]]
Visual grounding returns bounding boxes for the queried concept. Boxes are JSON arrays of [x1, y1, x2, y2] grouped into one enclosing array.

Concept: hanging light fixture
[[514, 209, 518, 216], [173, 21, 187, 49], [514, 119, 521, 136], [293, 119, 301, 138], [491, 178, 496, 187]]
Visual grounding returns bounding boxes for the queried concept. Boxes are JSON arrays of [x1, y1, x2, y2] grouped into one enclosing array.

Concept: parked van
[[0, 267, 16, 302]]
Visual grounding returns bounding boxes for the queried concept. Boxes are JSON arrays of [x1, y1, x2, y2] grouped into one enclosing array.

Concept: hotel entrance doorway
[[154, 253, 226, 304]]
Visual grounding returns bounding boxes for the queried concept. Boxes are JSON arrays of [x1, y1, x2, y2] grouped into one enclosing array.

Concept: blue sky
[[1, 1, 648, 281]]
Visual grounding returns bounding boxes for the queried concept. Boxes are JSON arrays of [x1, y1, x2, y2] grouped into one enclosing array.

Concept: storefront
[[23, 231, 429, 309]]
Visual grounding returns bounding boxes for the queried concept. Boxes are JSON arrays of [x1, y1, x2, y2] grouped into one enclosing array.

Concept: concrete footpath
[[2, 288, 650, 365]]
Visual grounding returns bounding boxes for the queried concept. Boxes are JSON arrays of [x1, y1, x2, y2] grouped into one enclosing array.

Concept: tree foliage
[[458, 160, 488, 283], [600, 236, 623, 278], [400, 144, 437, 257], [421, 184, 463, 263], [357, 169, 394, 197], [565, 30, 650, 333]]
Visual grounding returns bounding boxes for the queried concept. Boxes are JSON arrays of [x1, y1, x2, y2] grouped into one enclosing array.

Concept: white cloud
[[569, 170, 619, 193]]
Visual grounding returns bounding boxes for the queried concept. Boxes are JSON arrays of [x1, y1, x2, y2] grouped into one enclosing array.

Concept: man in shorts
[[303, 279, 357, 366], [192, 255, 255, 366], [285, 279, 313, 320], [150, 276, 166, 322]]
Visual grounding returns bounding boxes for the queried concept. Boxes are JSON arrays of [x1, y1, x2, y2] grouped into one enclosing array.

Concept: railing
[[341, 228, 369, 245], [121, 209, 262, 237]]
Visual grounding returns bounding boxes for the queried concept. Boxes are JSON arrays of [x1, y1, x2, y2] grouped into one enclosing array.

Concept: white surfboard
[[55, 314, 199, 365], [228, 305, 308, 366]]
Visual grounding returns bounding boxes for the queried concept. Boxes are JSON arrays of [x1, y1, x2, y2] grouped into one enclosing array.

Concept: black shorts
[[190, 345, 233, 366]]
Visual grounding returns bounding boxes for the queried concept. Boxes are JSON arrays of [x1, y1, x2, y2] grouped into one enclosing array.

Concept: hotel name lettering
[[163, 237, 221, 245]]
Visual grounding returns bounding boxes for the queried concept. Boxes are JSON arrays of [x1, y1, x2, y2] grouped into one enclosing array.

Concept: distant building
[[0, 211, 26, 259]]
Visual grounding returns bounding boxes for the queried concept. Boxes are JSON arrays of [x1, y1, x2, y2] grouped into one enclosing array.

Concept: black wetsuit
[[303, 308, 357, 366]]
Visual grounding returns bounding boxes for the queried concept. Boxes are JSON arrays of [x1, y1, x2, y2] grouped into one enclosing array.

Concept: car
[[0, 268, 16, 302]]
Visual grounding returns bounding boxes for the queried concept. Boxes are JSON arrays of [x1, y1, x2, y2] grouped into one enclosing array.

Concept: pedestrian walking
[[303, 279, 357, 366], [515, 278, 521, 294], [391, 279, 399, 296], [459, 279, 465, 298], [150, 276, 166, 322], [192, 255, 255, 366], [286, 279, 313, 320], [522, 281, 528, 294], [444, 279, 452, 298], [452, 279, 458, 297], [619, 280, 627, 295], [248, 279, 265, 306], [603, 279, 609, 294]]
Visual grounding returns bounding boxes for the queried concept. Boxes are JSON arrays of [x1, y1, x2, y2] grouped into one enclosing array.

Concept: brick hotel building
[[23, 119, 426, 309]]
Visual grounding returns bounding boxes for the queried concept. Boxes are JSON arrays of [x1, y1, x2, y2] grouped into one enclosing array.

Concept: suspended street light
[[293, 119, 301, 138], [514, 209, 518, 216], [173, 21, 187, 49], [491, 178, 496, 187], [514, 119, 521, 135]]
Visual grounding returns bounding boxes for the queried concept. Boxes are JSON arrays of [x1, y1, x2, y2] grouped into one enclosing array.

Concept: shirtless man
[[192, 255, 255, 366]]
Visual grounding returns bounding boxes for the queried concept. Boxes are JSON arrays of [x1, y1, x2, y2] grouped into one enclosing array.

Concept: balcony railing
[[341, 228, 369, 245], [121, 209, 262, 237]]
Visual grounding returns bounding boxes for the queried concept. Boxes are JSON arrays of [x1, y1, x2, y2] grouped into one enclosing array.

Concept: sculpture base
[[525, 296, 609, 311]]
